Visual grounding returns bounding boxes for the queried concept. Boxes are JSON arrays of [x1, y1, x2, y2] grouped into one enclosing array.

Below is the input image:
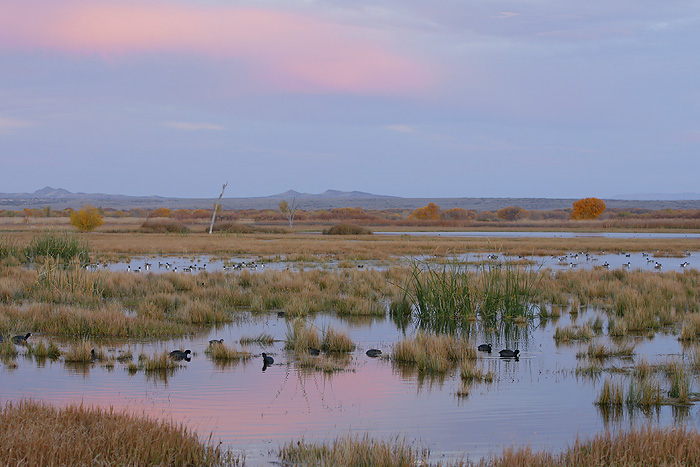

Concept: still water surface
[[2, 309, 697, 465]]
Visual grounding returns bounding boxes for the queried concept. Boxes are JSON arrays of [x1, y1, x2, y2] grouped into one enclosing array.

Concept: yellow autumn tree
[[409, 202, 441, 220], [150, 207, 172, 218], [570, 197, 606, 220], [70, 204, 104, 232]]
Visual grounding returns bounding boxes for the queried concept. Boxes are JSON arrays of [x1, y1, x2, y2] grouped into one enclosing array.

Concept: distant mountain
[[32, 186, 73, 197], [611, 193, 700, 201], [265, 189, 398, 199]]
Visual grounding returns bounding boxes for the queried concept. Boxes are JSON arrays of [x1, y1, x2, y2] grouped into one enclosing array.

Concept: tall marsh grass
[[279, 434, 425, 467], [400, 258, 540, 333], [482, 426, 700, 467], [25, 231, 89, 264], [392, 332, 476, 373], [0, 400, 234, 466]]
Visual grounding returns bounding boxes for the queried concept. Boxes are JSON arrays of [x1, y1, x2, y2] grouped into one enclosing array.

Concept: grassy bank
[[0, 400, 235, 466], [279, 426, 700, 467]]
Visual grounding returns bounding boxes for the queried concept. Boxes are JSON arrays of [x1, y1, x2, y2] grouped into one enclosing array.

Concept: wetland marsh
[[2, 228, 700, 465]]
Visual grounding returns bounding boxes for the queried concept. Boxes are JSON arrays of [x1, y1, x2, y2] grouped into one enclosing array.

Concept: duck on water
[[169, 349, 191, 360]]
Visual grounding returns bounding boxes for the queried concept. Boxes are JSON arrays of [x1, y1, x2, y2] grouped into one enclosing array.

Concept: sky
[[2, 0, 700, 199]]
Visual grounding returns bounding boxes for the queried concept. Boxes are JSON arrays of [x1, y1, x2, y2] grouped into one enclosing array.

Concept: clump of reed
[[24, 231, 89, 264], [400, 258, 540, 333], [553, 324, 594, 344], [0, 235, 23, 262], [323, 223, 373, 235], [240, 333, 275, 346], [664, 361, 692, 403], [141, 351, 183, 372], [285, 319, 322, 354], [63, 340, 95, 363], [0, 400, 235, 466], [321, 326, 355, 353], [296, 353, 353, 373], [679, 314, 700, 341], [26, 340, 61, 360], [0, 338, 18, 358], [279, 434, 426, 467], [392, 332, 476, 373], [483, 426, 700, 467], [595, 378, 624, 407], [33, 257, 104, 304], [577, 342, 635, 360], [460, 359, 494, 384], [204, 343, 252, 361]]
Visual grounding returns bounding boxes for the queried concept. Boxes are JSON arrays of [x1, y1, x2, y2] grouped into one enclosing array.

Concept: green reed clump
[[553, 324, 594, 344], [25, 231, 89, 264], [321, 326, 355, 353], [401, 259, 476, 332], [279, 434, 425, 467], [0, 235, 23, 262], [0, 400, 236, 466], [400, 258, 541, 333], [479, 260, 541, 320]]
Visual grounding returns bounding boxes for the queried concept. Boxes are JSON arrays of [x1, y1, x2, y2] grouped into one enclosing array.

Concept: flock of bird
[[553, 251, 691, 271]]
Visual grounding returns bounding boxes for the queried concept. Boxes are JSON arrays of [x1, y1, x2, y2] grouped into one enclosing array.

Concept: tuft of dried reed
[[0, 400, 235, 466]]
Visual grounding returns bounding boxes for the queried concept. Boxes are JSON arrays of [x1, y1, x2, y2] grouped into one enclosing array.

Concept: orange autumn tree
[[570, 197, 606, 220], [70, 204, 104, 232], [409, 202, 441, 220]]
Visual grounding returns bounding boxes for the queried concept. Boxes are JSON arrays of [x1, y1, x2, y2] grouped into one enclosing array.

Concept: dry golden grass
[[481, 426, 700, 467], [285, 319, 322, 353], [3, 223, 699, 260], [63, 340, 94, 363], [204, 342, 252, 361], [0, 400, 235, 466], [392, 332, 476, 373], [279, 434, 426, 467], [553, 324, 594, 344], [321, 326, 355, 352], [296, 353, 353, 373]]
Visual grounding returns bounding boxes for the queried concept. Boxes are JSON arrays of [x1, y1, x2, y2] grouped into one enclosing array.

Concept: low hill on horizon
[[2, 186, 700, 212]]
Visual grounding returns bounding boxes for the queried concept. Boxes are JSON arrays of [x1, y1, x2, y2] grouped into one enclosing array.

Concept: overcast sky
[[2, 1, 700, 199]]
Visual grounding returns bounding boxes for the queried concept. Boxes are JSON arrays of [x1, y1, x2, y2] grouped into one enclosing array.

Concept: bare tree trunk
[[209, 182, 228, 234]]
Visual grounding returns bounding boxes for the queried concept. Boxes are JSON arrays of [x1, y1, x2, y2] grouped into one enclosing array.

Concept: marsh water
[[6, 239, 700, 465], [3, 301, 699, 465]]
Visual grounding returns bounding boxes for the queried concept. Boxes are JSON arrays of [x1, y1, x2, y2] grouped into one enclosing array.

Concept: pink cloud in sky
[[0, 1, 434, 95]]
